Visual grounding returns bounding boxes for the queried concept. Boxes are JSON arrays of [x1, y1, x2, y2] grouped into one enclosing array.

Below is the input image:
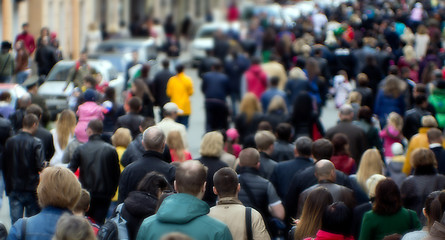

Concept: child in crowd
[[225, 128, 242, 158], [73, 189, 100, 235], [379, 112, 405, 157], [167, 130, 192, 162], [333, 71, 353, 108]]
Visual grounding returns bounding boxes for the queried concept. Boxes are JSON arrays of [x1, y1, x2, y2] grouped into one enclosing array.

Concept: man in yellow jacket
[[166, 64, 194, 128]]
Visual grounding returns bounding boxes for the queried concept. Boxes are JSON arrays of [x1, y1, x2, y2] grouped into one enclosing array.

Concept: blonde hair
[[199, 131, 224, 157], [387, 112, 403, 131], [267, 95, 288, 114], [366, 174, 386, 198], [37, 167, 82, 210], [403, 45, 416, 62], [356, 149, 384, 194], [56, 110, 77, 150], [239, 93, 262, 123], [167, 130, 186, 162], [111, 128, 132, 148], [52, 214, 95, 240], [422, 115, 438, 128], [347, 91, 362, 105], [254, 130, 276, 151]]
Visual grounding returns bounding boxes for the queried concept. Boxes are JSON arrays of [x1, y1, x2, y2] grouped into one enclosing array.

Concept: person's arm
[[252, 209, 271, 240], [267, 182, 285, 220], [187, 77, 194, 96], [67, 147, 80, 173], [117, 168, 129, 204], [34, 140, 46, 170], [109, 149, 121, 195]]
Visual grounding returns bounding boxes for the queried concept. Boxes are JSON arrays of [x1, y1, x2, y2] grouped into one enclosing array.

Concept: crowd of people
[[2, 0, 445, 240]]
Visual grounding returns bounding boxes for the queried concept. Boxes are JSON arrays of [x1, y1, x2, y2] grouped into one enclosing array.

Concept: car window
[[108, 66, 119, 80], [46, 64, 72, 82], [197, 28, 217, 38]]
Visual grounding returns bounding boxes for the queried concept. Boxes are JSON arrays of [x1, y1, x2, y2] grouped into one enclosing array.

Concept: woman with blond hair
[[354, 149, 384, 194], [265, 95, 288, 130], [198, 131, 228, 207], [167, 130, 192, 163], [235, 93, 263, 144], [50, 110, 77, 167], [379, 112, 405, 157], [8, 166, 82, 239]]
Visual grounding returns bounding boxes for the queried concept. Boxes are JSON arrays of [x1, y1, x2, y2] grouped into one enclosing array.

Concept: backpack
[[97, 203, 128, 240]]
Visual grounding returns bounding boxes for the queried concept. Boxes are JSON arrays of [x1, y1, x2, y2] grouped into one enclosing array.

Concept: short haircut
[[321, 202, 352, 236], [357, 73, 369, 87], [427, 128, 443, 143], [84, 75, 97, 87], [73, 189, 90, 213], [53, 214, 95, 240], [239, 148, 260, 167], [26, 104, 43, 119], [339, 104, 354, 116], [312, 139, 333, 161], [315, 160, 335, 178], [175, 64, 184, 73], [137, 171, 172, 196], [422, 115, 438, 128], [142, 126, 166, 151], [175, 160, 208, 196], [275, 123, 293, 141], [37, 166, 82, 209], [199, 131, 224, 157], [373, 178, 402, 215], [358, 106, 373, 123], [87, 119, 103, 134], [258, 121, 273, 131], [0, 91, 11, 101], [296, 136, 312, 157], [140, 117, 155, 131], [414, 94, 427, 106], [411, 148, 437, 169], [332, 133, 349, 156], [213, 167, 238, 198], [22, 113, 39, 129], [270, 76, 280, 87], [415, 83, 427, 94], [251, 56, 261, 65], [128, 96, 142, 113], [255, 130, 276, 151], [112, 128, 132, 148], [162, 59, 170, 69]]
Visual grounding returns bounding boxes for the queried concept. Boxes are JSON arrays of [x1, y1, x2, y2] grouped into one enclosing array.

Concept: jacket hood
[[248, 65, 264, 75], [78, 102, 103, 118], [156, 193, 209, 224], [124, 191, 157, 218]]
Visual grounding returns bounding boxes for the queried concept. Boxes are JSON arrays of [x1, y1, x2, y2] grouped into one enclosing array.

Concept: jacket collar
[[142, 150, 164, 160], [414, 165, 437, 175], [88, 134, 103, 142], [260, 151, 272, 159], [239, 167, 260, 175], [216, 197, 243, 206]]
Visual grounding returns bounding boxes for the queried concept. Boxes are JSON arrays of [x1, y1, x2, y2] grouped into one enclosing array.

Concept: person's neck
[[22, 128, 34, 134]]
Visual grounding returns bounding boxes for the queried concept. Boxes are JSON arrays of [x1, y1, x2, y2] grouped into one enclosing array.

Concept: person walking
[[166, 65, 193, 128]]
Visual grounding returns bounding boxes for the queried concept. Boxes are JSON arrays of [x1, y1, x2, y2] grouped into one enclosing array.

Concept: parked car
[[38, 60, 124, 118], [190, 22, 240, 66], [89, 38, 158, 73]]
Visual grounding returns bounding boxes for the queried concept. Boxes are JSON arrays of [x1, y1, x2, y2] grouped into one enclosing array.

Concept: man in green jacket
[[137, 160, 232, 240]]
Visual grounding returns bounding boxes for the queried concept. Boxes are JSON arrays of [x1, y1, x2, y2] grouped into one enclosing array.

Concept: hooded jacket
[[245, 64, 268, 98], [74, 101, 104, 143], [429, 87, 445, 128], [136, 193, 232, 240], [122, 191, 158, 240]]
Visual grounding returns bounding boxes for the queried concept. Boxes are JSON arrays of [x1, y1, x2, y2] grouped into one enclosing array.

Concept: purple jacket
[[75, 101, 104, 143]]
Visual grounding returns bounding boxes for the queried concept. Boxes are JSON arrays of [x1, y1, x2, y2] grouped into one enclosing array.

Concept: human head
[[315, 160, 336, 182], [0, 91, 11, 102], [269, 76, 280, 88], [267, 95, 287, 114], [128, 96, 142, 113], [83, 76, 97, 89], [137, 171, 172, 198], [111, 128, 132, 148], [422, 115, 438, 128], [162, 59, 170, 69], [79, 50, 88, 64], [86, 119, 103, 136], [22, 23, 29, 32], [37, 166, 82, 210], [175, 64, 185, 73], [387, 112, 403, 130], [73, 189, 90, 215], [83, 89, 96, 102], [139, 117, 155, 133], [174, 160, 208, 198], [26, 104, 43, 119], [427, 128, 443, 144], [213, 167, 239, 198], [257, 121, 273, 131], [332, 133, 350, 156], [211, 59, 223, 72], [142, 126, 166, 152], [289, 67, 308, 81], [365, 174, 386, 199], [347, 91, 362, 105], [239, 148, 260, 168], [239, 93, 262, 122], [383, 75, 405, 98], [357, 73, 369, 87], [321, 202, 352, 236], [255, 130, 276, 152], [312, 139, 333, 161], [22, 113, 39, 133], [167, 130, 185, 151], [391, 142, 404, 156], [373, 178, 402, 215], [357, 149, 383, 194], [295, 136, 312, 157], [424, 191, 445, 230], [358, 106, 373, 124], [199, 131, 224, 157], [411, 148, 437, 169], [163, 102, 183, 119], [53, 214, 95, 240], [275, 123, 293, 142], [294, 187, 333, 240], [338, 104, 354, 121]]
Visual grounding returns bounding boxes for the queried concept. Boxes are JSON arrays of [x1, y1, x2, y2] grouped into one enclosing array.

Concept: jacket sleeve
[[187, 77, 194, 96], [108, 148, 121, 196], [7, 219, 23, 240], [118, 168, 129, 204], [34, 140, 45, 171], [68, 147, 81, 173], [252, 209, 271, 240]]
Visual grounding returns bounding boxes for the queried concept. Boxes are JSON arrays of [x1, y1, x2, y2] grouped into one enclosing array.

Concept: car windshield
[[197, 28, 218, 38], [46, 64, 73, 82], [96, 42, 142, 53]]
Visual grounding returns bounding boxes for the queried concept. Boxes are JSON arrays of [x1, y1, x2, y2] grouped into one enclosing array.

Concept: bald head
[[315, 160, 336, 182], [239, 148, 260, 167], [142, 126, 165, 152], [175, 160, 208, 197], [339, 104, 354, 121]]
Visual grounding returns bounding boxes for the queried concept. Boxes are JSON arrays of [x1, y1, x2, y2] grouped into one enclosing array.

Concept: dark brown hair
[[312, 139, 333, 161], [332, 133, 350, 156], [213, 167, 238, 198], [373, 178, 402, 215]]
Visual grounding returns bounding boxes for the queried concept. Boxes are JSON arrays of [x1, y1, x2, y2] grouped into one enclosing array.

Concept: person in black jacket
[[121, 172, 173, 240], [3, 114, 45, 224], [428, 128, 445, 175], [0, 114, 11, 208], [68, 119, 120, 225], [116, 97, 144, 139], [25, 104, 55, 162], [118, 126, 175, 204], [403, 94, 431, 140], [34, 37, 57, 77], [150, 59, 173, 116]]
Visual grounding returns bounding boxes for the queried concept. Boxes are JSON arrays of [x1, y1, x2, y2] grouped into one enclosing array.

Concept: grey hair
[[142, 126, 166, 152], [296, 136, 313, 156], [339, 104, 354, 116]]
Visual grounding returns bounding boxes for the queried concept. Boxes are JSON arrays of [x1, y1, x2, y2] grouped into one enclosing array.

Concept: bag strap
[[245, 207, 252, 240], [0, 54, 11, 75], [21, 218, 28, 240]]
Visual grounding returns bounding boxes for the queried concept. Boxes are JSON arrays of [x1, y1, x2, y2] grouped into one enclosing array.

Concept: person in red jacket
[[245, 57, 267, 99], [15, 23, 36, 55]]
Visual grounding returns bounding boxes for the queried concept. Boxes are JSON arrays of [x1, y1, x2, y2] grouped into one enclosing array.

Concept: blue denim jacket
[[7, 207, 71, 240]]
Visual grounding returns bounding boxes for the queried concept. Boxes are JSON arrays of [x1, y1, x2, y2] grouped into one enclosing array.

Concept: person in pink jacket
[[74, 89, 104, 143], [245, 57, 268, 98]]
